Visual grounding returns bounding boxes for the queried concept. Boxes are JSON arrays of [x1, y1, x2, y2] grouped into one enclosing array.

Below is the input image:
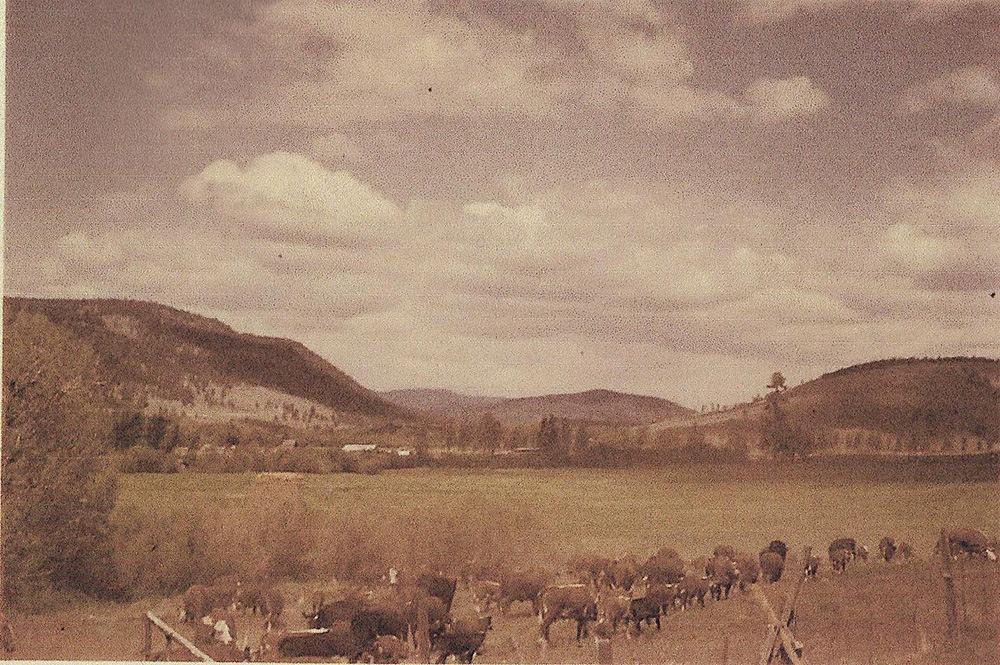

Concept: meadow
[[119, 466, 998, 564]]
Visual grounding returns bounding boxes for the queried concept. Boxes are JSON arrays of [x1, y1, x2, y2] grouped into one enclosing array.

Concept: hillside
[[3, 298, 410, 422], [378, 389, 506, 418], [381, 387, 693, 426], [652, 357, 1000, 455]]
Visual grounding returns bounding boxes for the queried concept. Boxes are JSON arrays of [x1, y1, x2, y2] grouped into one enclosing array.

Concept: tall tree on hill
[[2, 312, 121, 605], [761, 370, 810, 459]]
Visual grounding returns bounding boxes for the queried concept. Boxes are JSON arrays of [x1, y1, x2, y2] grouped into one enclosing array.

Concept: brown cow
[[936, 528, 994, 560], [759, 551, 784, 583], [596, 590, 631, 634], [732, 551, 760, 591], [805, 554, 820, 578], [879, 537, 897, 562], [831, 548, 852, 574], [539, 585, 597, 642], [676, 574, 710, 609], [498, 569, 550, 615], [707, 555, 738, 600]]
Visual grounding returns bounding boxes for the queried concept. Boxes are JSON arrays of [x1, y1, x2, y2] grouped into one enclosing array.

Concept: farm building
[[278, 438, 298, 450], [342, 443, 378, 453]]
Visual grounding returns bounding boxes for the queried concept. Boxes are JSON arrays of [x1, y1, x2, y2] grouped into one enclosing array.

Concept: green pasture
[[119, 467, 997, 562]]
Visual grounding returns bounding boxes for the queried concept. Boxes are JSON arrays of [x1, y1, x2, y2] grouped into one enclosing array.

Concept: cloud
[[180, 152, 399, 244], [739, 0, 997, 23], [899, 66, 1000, 114], [743, 76, 831, 122], [54, 232, 125, 268], [157, 0, 834, 130], [881, 224, 959, 273]]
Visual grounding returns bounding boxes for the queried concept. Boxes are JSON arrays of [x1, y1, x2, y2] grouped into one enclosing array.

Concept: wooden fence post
[[939, 530, 957, 638], [596, 637, 613, 664], [143, 614, 152, 660], [416, 593, 430, 663]]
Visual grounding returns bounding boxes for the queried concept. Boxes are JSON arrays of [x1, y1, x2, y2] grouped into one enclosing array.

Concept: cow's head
[[987, 548, 997, 562]]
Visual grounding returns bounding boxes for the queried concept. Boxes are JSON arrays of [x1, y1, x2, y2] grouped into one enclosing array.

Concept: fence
[[143, 611, 214, 662]]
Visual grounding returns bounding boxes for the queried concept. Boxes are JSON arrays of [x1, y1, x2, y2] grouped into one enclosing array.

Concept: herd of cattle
[[176, 526, 996, 663]]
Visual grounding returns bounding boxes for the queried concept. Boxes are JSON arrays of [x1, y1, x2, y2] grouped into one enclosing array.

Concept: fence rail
[[144, 611, 214, 662]]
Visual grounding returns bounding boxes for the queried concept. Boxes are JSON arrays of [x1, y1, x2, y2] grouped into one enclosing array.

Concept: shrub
[[118, 448, 178, 474]]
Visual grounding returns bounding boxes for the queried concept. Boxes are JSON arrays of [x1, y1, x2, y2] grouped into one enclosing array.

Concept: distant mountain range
[[5, 298, 997, 453], [381, 388, 693, 426]]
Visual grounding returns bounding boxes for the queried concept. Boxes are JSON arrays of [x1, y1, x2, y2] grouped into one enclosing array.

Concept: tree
[[761, 371, 810, 459], [476, 412, 502, 450], [767, 372, 787, 392], [2, 312, 121, 605]]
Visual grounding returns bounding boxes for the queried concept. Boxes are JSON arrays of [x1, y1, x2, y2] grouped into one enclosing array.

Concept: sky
[[4, 0, 1000, 408]]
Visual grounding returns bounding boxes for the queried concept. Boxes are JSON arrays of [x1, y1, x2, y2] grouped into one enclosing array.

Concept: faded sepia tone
[[2, 1, 998, 663]]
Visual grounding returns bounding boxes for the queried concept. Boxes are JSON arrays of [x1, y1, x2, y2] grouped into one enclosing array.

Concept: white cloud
[[743, 76, 831, 122], [55, 232, 124, 267], [881, 224, 959, 273], [898, 66, 1000, 114], [740, 0, 996, 23], [181, 152, 399, 243]]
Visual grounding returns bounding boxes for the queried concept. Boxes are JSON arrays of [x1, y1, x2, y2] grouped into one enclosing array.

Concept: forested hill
[[381, 387, 693, 426], [653, 357, 1000, 454], [786, 357, 1000, 441], [3, 297, 410, 421]]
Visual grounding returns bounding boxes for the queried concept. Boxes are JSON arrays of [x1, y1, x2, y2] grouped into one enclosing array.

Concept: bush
[[2, 312, 123, 606], [118, 448, 178, 473]]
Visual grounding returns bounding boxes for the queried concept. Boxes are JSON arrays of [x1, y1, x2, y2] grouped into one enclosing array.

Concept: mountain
[[378, 389, 506, 418], [652, 357, 1000, 454], [3, 297, 410, 422], [381, 387, 693, 426]]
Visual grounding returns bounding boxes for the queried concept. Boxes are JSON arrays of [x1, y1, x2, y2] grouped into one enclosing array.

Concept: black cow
[[625, 595, 661, 633], [350, 606, 408, 644], [417, 573, 458, 613], [539, 585, 597, 642], [305, 596, 367, 629], [763, 540, 788, 561], [263, 624, 365, 662], [431, 616, 492, 664]]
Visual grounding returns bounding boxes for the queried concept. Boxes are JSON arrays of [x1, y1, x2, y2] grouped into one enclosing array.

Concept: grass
[[120, 467, 997, 562]]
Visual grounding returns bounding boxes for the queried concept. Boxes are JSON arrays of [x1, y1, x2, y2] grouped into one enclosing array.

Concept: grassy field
[[10, 467, 998, 663], [119, 467, 997, 561]]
